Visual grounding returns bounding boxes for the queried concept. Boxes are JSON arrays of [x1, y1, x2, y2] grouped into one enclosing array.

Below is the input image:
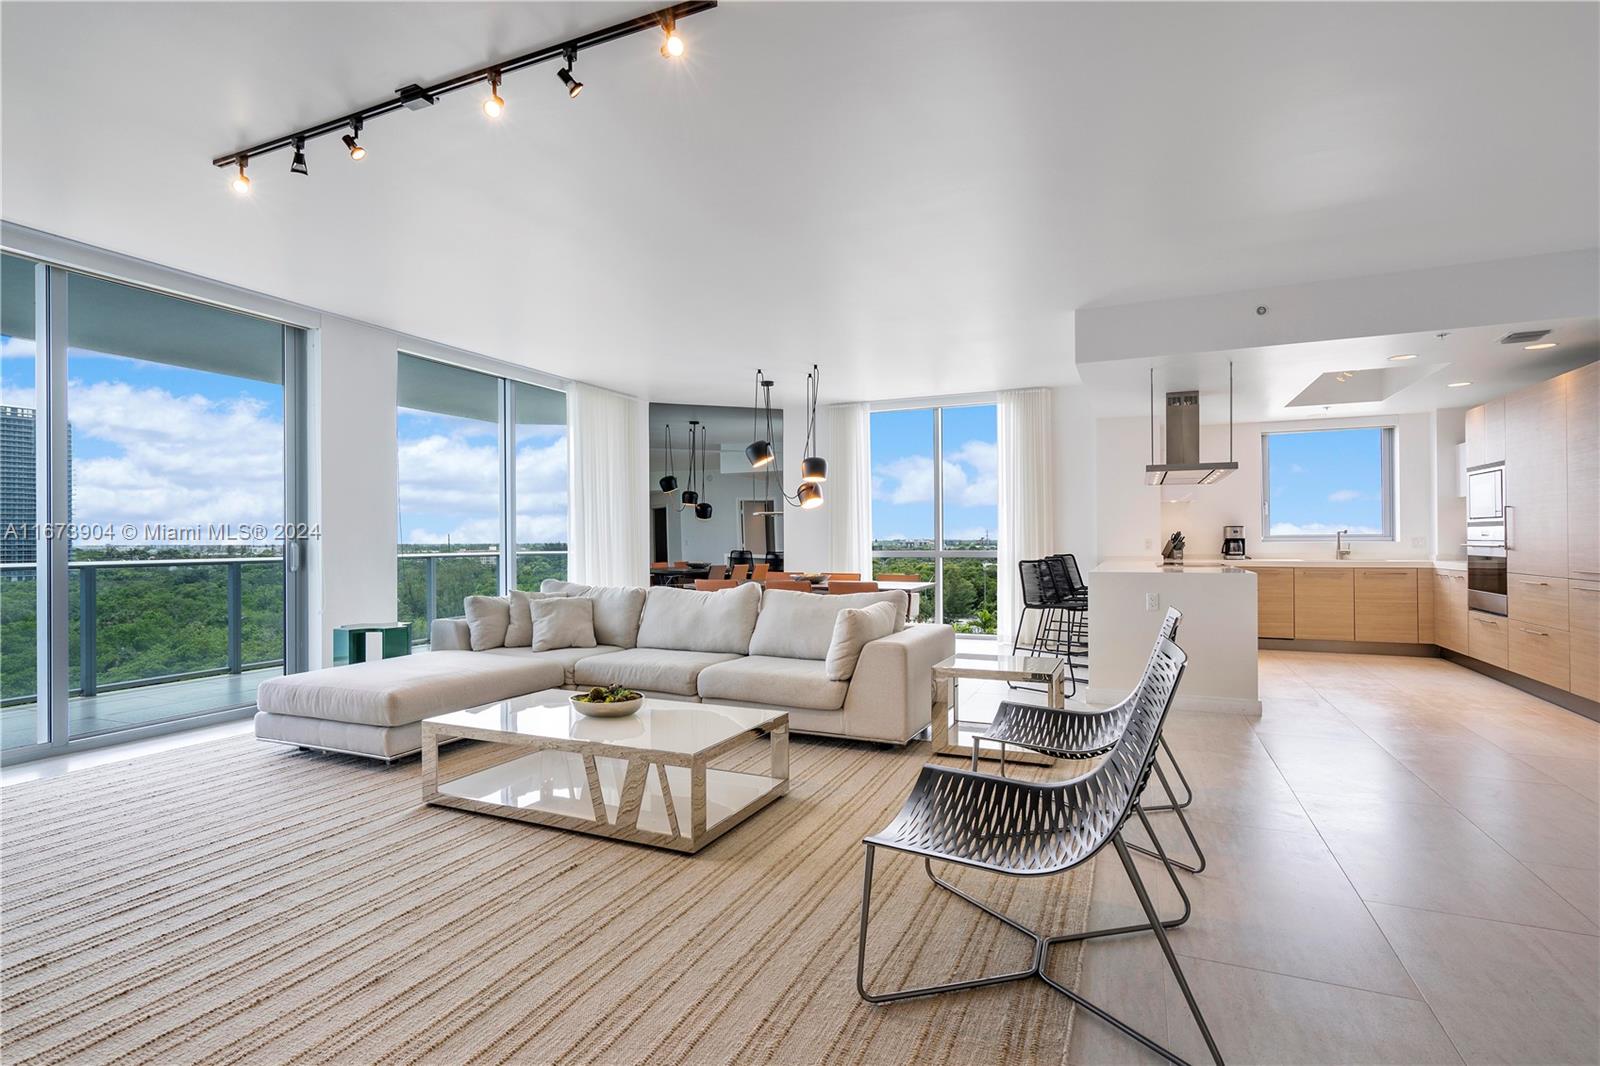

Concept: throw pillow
[[504, 590, 565, 648], [824, 600, 901, 681], [529, 596, 598, 652], [464, 595, 511, 651]]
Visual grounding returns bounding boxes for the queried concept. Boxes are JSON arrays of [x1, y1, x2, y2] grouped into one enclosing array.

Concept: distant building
[[1, 406, 72, 565]]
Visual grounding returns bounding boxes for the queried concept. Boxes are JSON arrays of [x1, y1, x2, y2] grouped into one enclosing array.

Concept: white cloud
[[397, 430, 568, 545], [1327, 489, 1363, 503], [872, 439, 998, 509], [1268, 521, 1382, 536]]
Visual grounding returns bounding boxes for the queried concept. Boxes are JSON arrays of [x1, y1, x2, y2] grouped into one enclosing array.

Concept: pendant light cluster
[[671, 420, 713, 520], [748, 365, 827, 511], [215, 1, 715, 193]]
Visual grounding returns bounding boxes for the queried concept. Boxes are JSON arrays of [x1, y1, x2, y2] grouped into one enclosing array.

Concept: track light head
[[660, 16, 685, 57], [796, 482, 824, 510], [483, 72, 505, 118], [558, 49, 583, 98], [342, 119, 366, 160], [289, 138, 308, 176], [231, 157, 251, 194]]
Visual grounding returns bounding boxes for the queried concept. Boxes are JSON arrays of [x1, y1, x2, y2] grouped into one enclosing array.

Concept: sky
[[870, 404, 998, 548], [1265, 427, 1386, 536], [1, 333, 567, 551]]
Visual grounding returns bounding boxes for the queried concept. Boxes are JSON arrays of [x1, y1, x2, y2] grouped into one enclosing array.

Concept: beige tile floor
[[948, 650, 1599, 1066]]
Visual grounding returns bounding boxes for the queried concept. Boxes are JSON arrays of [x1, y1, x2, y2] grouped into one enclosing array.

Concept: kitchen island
[[1087, 560, 1260, 713]]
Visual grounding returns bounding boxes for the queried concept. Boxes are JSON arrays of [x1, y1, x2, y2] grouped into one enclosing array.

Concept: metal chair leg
[[1126, 760, 1207, 875], [1141, 736, 1195, 813]]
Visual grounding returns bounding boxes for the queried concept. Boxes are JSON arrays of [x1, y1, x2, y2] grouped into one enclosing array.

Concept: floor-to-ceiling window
[[869, 402, 999, 633], [2, 253, 308, 758], [395, 354, 567, 643]]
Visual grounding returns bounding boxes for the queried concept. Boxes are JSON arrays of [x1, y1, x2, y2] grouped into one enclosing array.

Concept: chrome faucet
[[1336, 529, 1351, 560]]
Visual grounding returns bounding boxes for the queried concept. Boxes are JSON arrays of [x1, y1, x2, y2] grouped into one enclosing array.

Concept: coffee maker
[[1221, 525, 1247, 560]]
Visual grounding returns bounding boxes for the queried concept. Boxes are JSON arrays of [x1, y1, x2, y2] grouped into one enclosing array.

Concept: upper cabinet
[[1567, 361, 1599, 581], [1504, 374, 1568, 578], [1464, 398, 1505, 468]]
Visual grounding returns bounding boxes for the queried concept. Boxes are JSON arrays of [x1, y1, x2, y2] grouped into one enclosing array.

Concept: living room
[[1, 2, 1597, 1064]]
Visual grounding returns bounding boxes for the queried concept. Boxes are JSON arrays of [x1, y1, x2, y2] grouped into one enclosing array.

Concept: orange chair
[[650, 561, 671, 571], [829, 580, 880, 594], [695, 579, 739, 591], [672, 560, 689, 569], [752, 563, 770, 581], [764, 579, 812, 592], [764, 570, 792, 581], [729, 563, 750, 582], [874, 572, 919, 582], [826, 571, 861, 581]]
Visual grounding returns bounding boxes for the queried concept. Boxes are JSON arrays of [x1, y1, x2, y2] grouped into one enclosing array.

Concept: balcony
[[398, 548, 567, 645], [1, 556, 285, 749]]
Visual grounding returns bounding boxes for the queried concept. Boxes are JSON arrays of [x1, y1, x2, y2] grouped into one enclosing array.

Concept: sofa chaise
[[254, 580, 955, 761]]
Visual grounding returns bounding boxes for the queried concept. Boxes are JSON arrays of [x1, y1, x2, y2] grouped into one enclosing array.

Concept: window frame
[[1260, 425, 1396, 542], [869, 400, 999, 634]]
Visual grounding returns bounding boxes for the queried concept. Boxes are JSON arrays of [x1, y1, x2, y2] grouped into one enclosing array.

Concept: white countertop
[[1094, 559, 1249, 575], [1097, 556, 1467, 572]]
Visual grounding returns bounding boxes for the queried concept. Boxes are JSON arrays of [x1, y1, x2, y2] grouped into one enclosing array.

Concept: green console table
[[333, 623, 412, 666]]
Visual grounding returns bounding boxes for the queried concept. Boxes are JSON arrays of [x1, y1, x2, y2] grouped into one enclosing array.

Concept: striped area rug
[[1, 733, 1092, 1065]]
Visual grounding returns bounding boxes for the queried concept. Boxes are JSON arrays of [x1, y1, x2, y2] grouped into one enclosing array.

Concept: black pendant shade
[[796, 481, 823, 509], [680, 488, 698, 505], [695, 502, 714, 520], [800, 455, 827, 483], [745, 440, 775, 468], [659, 474, 678, 492]]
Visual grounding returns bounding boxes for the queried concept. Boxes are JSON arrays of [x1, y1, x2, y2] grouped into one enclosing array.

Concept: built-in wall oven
[[1466, 523, 1507, 615]]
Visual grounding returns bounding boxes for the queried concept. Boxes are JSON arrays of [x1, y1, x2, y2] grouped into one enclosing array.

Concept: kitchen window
[[1261, 426, 1395, 540]]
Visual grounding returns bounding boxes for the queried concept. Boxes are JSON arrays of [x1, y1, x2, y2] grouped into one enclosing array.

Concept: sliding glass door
[[1, 253, 308, 758]]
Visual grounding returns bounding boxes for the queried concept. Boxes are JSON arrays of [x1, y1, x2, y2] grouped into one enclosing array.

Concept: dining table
[[792, 576, 934, 621]]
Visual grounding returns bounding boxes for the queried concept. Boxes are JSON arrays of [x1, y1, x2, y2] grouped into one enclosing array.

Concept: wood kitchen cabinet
[[1507, 574, 1569, 631], [1510, 622, 1570, 691], [1504, 374, 1568, 578], [1570, 582, 1599, 701], [1433, 570, 1469, 653], [1567, 362, 1599, 582], [1417, 568, 1435, 643], [1295, 568, 1354, 641], [1464, 399, 1505, 468], [1468, 610, 1510, 669], [1354, 569, 1418, 643], [1241, 566, 1295, 638]]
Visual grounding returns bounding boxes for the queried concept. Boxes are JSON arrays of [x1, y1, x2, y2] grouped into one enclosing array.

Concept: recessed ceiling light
[[1447, 381, 1472, 388], [1387, 353, 1416, 361], [1524, 342, 1558, 350]]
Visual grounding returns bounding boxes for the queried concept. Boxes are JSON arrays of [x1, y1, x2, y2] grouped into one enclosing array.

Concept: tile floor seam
[[1356, 897, 1600, 941]]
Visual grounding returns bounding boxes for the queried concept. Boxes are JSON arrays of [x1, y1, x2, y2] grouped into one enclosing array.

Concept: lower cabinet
[[1433, 570, 1469, 654], [1246, 566, 1295, 638], [1570, 583, 1599, 701], [1354, 569, 1418, 643], [1295, 568, 1354, 641], [1509, 623, 1570, 690], [1468, 611, 1511, 669]]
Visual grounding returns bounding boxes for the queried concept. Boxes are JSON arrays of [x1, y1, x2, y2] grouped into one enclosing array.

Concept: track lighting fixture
[[659, 423, 679, 492], [483, 71, 505, 118], [558, 49, 584, 98], [681, 420, 702, 507], [231, 156, 251, 194], [660, 16, 685, 57], [212, 3, 715, 193], [695, 427, 713, 519], [342, 119, 366, 160], [799, 364, 827, 483]]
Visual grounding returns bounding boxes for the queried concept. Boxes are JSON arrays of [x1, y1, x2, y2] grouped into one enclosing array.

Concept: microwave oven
[[1467, 463, 1504, 523]]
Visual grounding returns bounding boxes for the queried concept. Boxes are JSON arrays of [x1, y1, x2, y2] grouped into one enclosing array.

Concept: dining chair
[[973, 607, 1205, 876], [671, 560, 689, 569], [694, 579, 739, 591], [764, 570, 792, 581], [826, 571, 861, 580], [856, 634, 1222, 1066], [829, 580, 879, 594], [874, 572, 920, 582], [764, 579, 811, 592], [729, 563, 751, 582], [752, 563, 770, 581], [650, 561, 671, 571]]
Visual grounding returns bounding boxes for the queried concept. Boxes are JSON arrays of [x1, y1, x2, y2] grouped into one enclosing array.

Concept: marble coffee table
[[421, 691, 788, 853]]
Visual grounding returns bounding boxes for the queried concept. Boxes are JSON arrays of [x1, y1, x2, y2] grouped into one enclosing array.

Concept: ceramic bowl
[[569, 693, 644, 718]]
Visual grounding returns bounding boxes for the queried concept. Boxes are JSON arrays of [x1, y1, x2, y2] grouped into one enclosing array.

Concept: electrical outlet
[[1145, 592, 1160, 611]]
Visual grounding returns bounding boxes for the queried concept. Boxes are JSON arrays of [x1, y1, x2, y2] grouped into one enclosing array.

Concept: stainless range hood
[[1144, 366, 1238, 486]]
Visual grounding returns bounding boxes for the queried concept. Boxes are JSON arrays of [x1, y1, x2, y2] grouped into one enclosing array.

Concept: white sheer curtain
[[567, 383, 647, 587], [997, 388, 1056, 648], [826, 402, 873, 576]]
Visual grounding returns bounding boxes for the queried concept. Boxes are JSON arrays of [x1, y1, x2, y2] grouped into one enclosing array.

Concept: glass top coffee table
[[421, 691, 788, 854]]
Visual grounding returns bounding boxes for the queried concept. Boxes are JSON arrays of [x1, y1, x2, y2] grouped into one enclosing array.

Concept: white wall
[[1051, 386, 1098, 565], [307, 317, 399, 668], [1434, 407, 1468, 561], [1095, 417, 1162, 562], [1149, 412, 1437, 562]]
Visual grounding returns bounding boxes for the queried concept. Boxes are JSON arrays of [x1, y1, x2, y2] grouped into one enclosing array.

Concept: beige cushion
[[636, 583, 762, 655], [464, 596, 511, 651], [540, 579, 592, 596], [748, 589, 907, 661], [480, 645, 618, 686], [530, 596, 598, 652], [255, 651, 565, 728], [697, 656, 849, 711], [583, 586, 647, 649], [825, 601, 902, 680], [504, 590, 560, 648], [573, 648, 740, 697]]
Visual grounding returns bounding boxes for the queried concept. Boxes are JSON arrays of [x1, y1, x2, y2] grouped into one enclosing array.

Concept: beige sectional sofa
[[254, 580, 955, 761]]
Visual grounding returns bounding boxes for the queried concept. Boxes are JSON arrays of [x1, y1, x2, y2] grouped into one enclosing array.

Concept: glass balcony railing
[[396, 549, 567, 644]]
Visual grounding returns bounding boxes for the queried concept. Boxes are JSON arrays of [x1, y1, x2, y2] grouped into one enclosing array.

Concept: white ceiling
[[2, 2, 1597, 408]]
